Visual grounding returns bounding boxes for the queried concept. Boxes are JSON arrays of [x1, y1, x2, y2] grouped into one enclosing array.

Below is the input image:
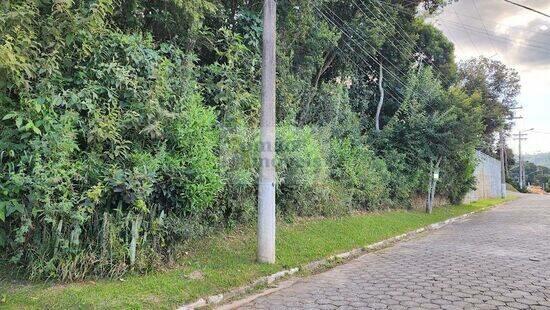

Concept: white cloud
[[433, 0, 550, 154]]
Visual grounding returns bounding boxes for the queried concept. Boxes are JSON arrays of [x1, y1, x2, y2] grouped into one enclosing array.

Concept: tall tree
[[458, 57, 521, 152]]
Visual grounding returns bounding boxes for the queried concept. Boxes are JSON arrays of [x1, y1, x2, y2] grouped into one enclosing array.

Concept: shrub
[[440, 151, 478, 204], [216, 125, 259, 226], [276, 124, 344, 216], [0, 30, 221, 279], [380, 149, 425, 208], [329, 139, 391, 210]]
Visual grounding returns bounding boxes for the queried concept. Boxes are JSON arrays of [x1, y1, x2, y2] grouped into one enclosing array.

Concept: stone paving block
[[235, 195, 550, 309]]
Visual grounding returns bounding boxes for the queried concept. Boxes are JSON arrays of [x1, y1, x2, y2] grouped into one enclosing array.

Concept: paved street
[[238, 194, 550, 309]]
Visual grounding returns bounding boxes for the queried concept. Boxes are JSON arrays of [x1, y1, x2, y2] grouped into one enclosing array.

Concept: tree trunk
[[426, 157, 442, 214], [301, 51, 335, 125], [426, 165, 434, 214], [375, 62, 384, 132]]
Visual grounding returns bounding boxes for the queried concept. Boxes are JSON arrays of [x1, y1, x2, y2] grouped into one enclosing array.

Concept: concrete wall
[[464, 151, 503, 203]]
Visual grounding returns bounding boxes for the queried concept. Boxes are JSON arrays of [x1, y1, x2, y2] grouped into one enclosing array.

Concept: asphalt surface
[[238, 194, 550, 309]]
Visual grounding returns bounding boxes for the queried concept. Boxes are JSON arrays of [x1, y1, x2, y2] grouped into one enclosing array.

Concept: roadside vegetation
[[1, 0, 520, 289], [510, 161, 550, 192], [0, 198, 509, 309]]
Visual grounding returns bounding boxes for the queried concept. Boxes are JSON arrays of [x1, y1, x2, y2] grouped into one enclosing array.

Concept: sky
[[428, 0, 550, 155]]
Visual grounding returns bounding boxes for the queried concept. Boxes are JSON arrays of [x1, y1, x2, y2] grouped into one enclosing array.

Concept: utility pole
[[513, 128, 534, 190], [499, 130, 507, 198], [517, 133, 526, 189], [257, 0, 277, 264], [502, 112, 522, 193]]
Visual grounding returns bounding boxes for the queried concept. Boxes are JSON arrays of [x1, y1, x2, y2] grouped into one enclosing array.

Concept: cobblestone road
[[238, 195, 550, 309]]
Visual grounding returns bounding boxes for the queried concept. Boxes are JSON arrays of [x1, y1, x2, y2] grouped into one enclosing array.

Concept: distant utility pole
[[499, 131, 507, 198], [518, 133, 526, 189], [513, 128, 534, 189], [501, 112, 523, 196], [257, 0, 277, 264]]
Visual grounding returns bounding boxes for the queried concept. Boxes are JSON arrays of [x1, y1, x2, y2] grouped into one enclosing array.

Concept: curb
[[178, 205, 501, 309]]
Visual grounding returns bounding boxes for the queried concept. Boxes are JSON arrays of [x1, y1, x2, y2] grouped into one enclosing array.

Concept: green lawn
[[0, 197, 511, 309]]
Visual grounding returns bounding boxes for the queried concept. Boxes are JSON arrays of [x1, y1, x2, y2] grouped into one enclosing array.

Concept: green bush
[[380, 149, 425, 208], [329, 139, 390, 210], [0, 28, 221, 279], [276, 124, 346, 216], [439, 151, 478, 204], [216, 125, 259, 225], [0, 0, 490, 282]]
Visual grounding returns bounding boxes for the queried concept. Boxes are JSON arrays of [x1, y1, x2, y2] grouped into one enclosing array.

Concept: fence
[[463, 151, 504, 203]]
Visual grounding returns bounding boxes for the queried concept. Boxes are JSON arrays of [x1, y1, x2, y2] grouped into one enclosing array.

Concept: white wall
[[464, 151, 503, 203]]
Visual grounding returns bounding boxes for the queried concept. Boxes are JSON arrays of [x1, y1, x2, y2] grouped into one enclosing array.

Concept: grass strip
[[0, 197, 511, 309]]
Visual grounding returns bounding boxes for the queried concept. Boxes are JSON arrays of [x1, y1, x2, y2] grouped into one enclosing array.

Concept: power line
[[451, 4, 482, 56], [352, 0, 415, 58], [472, 0, 499, 56], [313, 6, 407, 103], [312, 1, 463, 118], [439, 16, 550, 49], [437, 19, 550, 49], [365, 0, 456, 87], [336, 44, 406, 104], [318, 26, 405, 103], [316, 5, 410, 88], [320, 3, 448, 106], [503, 0, 550, 18], [316, 3, 446, 105], [377, 1, 550, 41], [437, 20, 550, 53], [308, 11, 407, 104]]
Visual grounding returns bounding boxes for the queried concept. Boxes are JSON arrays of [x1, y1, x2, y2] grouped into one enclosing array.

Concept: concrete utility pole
[[499, 113, 522, 196], [513, 128, 534, 190], [499, 131, 507, 198], [506, 109, 523, 189], [518, 134, 525, 189], [257, 0, 277, 264]]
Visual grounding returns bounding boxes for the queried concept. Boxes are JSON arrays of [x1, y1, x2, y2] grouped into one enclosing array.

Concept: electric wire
[[314, 4, 410, 90], [472, 0, 500, 56], [314, 4, 443, 105], [438, 20, 550, 53], [308, 14, 407, 104], [365, 0, 457, 87], [378, 1, 550, 41], [317, 4, 448, 104]]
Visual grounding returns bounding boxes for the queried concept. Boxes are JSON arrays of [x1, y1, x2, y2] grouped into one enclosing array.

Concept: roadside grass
[[0, 197, 512, 309]]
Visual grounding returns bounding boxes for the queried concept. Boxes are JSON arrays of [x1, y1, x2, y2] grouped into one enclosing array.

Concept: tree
[[382, 68, 483, 213], [375, 61, 384, 132], [458, 57, 521, 152], [0, 0, 493, 280], [510, 161, 550, 187], [414, 21, 457, 87]]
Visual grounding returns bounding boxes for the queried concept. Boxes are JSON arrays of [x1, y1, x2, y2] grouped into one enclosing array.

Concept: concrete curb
[[178, 205, 500, 309]]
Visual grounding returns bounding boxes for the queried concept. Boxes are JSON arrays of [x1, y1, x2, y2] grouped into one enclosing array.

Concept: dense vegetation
[[524, 152, 550, 170], [510, 161, 550, 190], [513, 153, 550, 191], [1, 198, 506, 309], [0, 0, 519, 280]]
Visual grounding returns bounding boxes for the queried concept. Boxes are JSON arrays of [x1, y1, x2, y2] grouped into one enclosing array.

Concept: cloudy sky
[[429, 0, 550, 155]]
